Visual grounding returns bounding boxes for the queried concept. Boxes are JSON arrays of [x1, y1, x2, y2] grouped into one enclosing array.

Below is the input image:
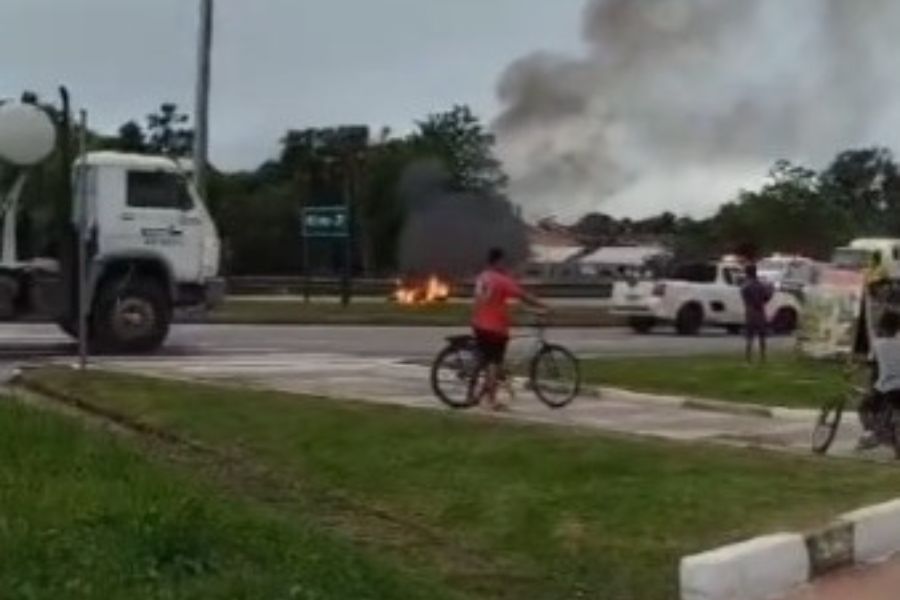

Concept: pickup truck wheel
[[725, 324, 743, 335], [771, 307, 798, 335], [629, 317, 656, 334], [92, 277, 171, 354], [675, 304, 703, 336]]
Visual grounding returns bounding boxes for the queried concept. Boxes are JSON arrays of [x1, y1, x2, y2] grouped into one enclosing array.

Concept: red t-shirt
[[472, 269, 524, 336]]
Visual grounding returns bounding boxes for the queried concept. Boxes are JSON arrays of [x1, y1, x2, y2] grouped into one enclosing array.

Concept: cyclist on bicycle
[[472, 247, 547, 410], [859, 310, 900, 448]]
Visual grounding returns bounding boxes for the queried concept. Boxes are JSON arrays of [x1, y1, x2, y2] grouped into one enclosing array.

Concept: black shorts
[[745, 321, 768, 339], [474, 329, 509, 365]]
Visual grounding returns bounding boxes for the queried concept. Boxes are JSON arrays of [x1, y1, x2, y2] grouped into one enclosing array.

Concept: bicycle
[[812, 360, 900, 458], [430, 319, 581, 410]]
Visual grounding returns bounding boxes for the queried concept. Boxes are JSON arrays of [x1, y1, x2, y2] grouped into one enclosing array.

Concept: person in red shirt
[[472, 247, 547, 410]]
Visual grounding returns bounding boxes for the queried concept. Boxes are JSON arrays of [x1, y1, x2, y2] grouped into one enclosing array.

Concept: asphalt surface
[[0, 323, 789, 361]]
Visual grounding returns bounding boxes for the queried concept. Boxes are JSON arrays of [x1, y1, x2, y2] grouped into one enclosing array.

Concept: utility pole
[[340, 156, 353, 307], [77, 110, 89, 371], [194, 0, 214, 200]]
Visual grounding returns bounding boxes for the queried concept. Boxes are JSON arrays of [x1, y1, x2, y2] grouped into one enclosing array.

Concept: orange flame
[[394, 276, 451, 305]]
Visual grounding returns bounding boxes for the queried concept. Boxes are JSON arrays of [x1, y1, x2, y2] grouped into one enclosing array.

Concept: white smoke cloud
[[494, 0, 900, 220]]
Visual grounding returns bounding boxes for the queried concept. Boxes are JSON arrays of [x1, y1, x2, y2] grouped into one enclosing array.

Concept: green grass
[[583, 353, 853, 409], [199, 298, 621, 327], [204, 298, 471, 326], [24, 369, 900, 600], [0, 399, 451, 600]]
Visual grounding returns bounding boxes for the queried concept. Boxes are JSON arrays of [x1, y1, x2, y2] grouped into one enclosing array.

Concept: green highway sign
[[302, 206, 349, 239]]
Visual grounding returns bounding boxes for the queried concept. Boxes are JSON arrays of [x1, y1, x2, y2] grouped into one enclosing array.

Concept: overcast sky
[[2, 0, 584, 170]]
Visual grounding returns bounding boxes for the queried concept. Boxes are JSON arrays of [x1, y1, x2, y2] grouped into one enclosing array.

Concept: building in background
[[577, 245, 671, 280], [524, 220, 585, 282]]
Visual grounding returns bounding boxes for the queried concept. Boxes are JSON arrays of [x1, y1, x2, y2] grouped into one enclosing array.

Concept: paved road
[[0, 323, 790, 361]]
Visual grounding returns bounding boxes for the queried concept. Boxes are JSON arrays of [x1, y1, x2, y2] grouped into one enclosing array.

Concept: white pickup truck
[[611, 260, 802, 335]]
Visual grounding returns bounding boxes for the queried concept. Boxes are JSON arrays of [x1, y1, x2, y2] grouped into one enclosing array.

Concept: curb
[[595, 385, 822, 421], [680, 498, 900, 599], [594, 386, 786, 419]]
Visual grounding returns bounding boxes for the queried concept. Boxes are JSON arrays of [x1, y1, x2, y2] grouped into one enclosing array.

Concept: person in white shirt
[[859, 311, 900, 448]]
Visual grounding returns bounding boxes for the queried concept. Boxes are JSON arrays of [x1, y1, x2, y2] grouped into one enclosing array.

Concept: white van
[[831, 238, 900, 276]]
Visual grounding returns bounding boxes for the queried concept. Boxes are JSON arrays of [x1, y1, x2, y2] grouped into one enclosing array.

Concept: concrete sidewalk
[[784, 556, 900, 599], [87, 352, 872, 458]]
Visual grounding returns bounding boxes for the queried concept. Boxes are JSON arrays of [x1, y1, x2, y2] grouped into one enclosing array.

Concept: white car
[[611, 260, 802, 335]]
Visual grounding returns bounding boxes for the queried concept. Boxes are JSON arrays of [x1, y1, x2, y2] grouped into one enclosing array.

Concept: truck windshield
[[832, 248, 872, 271], [758, 260, 786, 275], [670, 263, 717, 283]]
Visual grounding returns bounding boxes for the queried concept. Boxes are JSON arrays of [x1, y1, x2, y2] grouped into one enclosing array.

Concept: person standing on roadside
[[865, 251, 889, 288], [741, 263, 774, 363]]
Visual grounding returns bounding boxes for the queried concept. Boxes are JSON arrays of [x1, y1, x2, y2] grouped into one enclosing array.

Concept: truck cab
[[81, 152, 221, 301], [68, 152, 223, 351], [611, 258, 801, 336]]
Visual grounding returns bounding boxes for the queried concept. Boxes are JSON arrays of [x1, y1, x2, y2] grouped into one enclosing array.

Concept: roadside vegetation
[[15, 368, 900, 600], [199, 297, 621, 328], [582, 352, 851, 409], [0, 399, 448, 600]]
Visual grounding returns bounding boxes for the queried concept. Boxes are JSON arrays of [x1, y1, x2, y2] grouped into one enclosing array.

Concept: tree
[[413, 105, 507, 194], [115, 121, 147, 153], [711, 160, 852, 259], [358, 138, 422, 272], [206, 165, 308, 275], [146, 103, 193, 157], [820, 147, 900, 235], [571, 212, 618, 238]]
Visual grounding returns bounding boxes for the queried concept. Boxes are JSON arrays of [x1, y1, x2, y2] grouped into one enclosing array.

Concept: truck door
[[718, 265, 746, 323], [103, 169, 204, 281]]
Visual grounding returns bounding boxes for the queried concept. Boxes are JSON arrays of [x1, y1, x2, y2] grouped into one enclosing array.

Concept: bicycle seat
[[446, 334, 474, 346]]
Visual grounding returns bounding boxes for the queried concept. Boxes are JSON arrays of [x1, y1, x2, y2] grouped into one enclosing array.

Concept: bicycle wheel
[[530, 344, 581, 408], [811, 399, 845, 455], [430, 342, 480, 409]]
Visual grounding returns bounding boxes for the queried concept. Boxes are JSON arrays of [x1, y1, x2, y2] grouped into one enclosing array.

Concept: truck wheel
[[629, 317, 656, 334], [92, 277, 171, 354], [0, 275, 19, 320], [675, 304, 703, 336], [725, 324, 743, 335], [771, 307, 798, 335]]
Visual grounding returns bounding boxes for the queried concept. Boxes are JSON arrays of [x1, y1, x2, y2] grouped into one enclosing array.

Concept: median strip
[[15, 367, 900, 600]]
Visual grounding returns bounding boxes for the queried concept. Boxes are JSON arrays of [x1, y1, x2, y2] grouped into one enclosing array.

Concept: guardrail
[[226, 276, 615, 299]]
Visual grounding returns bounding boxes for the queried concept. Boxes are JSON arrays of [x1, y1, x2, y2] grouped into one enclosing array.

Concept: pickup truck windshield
[[832, 248, 872, 271], [670, 263, 718, 283]]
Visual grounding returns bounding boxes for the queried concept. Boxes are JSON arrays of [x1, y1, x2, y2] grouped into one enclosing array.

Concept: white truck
[[756, 254, 821, 296], [0, 93, 222, 353], [831, 238, 900, 276], [611, 259, 801, 335]]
